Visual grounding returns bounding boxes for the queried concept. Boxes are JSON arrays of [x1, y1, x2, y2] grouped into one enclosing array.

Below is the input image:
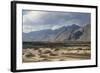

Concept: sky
[[22, 10, 91, 33]]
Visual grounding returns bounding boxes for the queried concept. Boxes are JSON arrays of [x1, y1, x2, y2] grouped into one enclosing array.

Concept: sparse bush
[[44, 50, 52, 54], [54, 48, 59, 51], [26, 52, 35, 57], [77, 48, 82, 50], [50, 52, 57, 56]]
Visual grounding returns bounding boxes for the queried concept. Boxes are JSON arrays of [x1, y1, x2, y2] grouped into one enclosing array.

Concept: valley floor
[[22, 46, 91, 63]]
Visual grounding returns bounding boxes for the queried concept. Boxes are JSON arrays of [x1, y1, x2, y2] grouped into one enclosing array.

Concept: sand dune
[[22, 47, 91, 63]]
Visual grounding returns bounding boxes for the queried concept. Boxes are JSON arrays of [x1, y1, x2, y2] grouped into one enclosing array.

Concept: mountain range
[[23, 24, 91, 42]]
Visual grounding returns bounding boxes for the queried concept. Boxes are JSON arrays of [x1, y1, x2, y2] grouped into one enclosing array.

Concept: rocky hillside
[[23, 24, 91, 42]]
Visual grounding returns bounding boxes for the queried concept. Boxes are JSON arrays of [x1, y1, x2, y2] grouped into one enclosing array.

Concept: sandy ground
[[22, 47, 91, 63]]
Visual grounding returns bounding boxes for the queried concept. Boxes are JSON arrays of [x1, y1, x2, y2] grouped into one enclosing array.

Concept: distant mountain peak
[[72, 24, 78, 26], [71, 24, 80, 27], [23, 24, 90, 42]]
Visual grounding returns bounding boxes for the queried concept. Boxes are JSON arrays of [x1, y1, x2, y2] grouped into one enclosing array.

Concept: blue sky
[[22, 10, 91, 33]]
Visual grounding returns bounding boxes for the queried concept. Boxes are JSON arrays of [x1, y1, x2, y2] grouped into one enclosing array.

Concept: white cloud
[[22, 10, 90, 33], [51, 25, 64, 30], [23, 11, 46, 32], [23, 11, 45, 25]]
